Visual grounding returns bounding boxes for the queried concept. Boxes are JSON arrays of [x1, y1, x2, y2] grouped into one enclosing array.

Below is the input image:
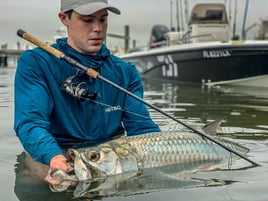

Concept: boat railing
[[181, 32, 216, 44], [164, 31, 216, 45], [146, 32, 217, 49], [127, 32, 217, 53]]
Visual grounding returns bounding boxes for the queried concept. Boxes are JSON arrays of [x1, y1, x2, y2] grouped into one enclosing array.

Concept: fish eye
[[87, 150, 100, 162]]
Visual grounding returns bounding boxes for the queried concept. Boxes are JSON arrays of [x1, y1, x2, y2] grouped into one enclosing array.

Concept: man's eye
[[100, 18, 107, 23], [82, 18, 93, 23]]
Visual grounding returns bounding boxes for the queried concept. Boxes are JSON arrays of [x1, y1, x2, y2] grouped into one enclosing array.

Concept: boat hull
[[121, 41, 268, 86]]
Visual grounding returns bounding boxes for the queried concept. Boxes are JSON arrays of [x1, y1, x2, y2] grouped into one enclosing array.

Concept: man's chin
[[84, 46, 102, 55]]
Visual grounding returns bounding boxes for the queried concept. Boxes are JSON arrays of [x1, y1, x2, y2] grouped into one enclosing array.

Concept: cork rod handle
[[16, 29, 99, 79], [17, 29, 64, 59]]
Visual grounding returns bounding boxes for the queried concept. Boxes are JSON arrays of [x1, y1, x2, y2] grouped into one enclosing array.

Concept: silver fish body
[[74, 130, 249, 179], [50, 120, 250, 196]]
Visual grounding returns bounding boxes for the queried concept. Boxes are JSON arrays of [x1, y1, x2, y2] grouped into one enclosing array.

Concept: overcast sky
[[1, 0, 268, 49]]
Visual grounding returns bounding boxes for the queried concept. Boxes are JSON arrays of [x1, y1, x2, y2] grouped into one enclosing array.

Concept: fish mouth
[[48, 148, 91, 193], [49, 168, 78, 192]]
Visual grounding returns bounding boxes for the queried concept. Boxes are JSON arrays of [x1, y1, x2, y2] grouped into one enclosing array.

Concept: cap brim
[[74, 2, 121, 15]]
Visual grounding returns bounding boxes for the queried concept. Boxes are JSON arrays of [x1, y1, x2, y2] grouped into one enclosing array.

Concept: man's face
[[60, 9, 108, 55]]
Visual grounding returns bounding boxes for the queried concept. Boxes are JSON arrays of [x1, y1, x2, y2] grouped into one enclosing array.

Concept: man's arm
[[14, 50, 63, 165]]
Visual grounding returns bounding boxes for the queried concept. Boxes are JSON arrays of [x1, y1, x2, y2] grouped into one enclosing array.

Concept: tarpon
[[49, 119, 250, 197]]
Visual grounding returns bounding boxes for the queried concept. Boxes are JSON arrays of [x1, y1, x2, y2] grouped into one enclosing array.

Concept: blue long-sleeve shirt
[[14, 38, 160, 165]]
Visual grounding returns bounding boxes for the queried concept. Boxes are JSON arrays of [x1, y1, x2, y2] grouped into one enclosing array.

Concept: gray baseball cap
[[60, 0, 121, 15]]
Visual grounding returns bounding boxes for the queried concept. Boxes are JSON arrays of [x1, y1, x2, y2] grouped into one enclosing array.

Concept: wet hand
[[45, 154, 70, 185]]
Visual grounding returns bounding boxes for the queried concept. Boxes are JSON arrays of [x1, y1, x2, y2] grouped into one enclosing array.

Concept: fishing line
[[77, 93, 153, 120], [60, 73, 168, 121], [79, 91, 182, 130], [16, 29, 260, 167], [61, 76, 179, 130]]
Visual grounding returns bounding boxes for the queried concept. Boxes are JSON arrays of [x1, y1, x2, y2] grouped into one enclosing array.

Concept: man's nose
[[93, 21, 102, 32]]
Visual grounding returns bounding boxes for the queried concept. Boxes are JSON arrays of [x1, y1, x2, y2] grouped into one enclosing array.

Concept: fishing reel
[[60, 75, 89, 101]]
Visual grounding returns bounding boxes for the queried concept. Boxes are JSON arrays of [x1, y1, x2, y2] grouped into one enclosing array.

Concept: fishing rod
[[16, 29, 259, 167]]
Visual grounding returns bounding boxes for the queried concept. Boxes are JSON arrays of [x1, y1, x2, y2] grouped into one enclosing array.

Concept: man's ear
[[58, 12, 69, 26]]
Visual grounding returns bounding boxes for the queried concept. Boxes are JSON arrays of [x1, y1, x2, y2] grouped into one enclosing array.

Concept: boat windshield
[[189, 4, 228, 24]]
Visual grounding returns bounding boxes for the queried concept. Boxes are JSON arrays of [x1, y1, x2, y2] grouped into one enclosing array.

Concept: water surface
[[1, 66, 268, 201]]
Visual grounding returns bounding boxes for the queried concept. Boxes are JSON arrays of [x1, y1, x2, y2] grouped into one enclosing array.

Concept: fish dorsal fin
[[202, 119, 224, 136]]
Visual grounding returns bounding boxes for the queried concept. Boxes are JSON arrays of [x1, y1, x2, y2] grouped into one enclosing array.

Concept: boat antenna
[[241, 0, 249, 40], [170, 0, 174, 30], [232, 0, 238, 38], [228, 0, 232, 28], [179, 0, 184, 32], [16, 29, 260, 167], [184, 0, 189, 30], [176, 0, 180, 31]]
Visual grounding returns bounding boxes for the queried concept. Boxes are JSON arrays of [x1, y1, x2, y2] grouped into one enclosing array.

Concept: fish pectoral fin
[[150, 170, 190, 181], [202, 119, 224, 136], [195, 163, 221, 172]]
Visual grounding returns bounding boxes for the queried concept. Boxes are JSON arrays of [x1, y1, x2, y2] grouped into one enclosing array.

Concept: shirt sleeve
[[14, 50, 63, 165]]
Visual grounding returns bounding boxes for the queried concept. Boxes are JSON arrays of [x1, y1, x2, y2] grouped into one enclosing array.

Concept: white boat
[[121, 3, 268, 87]]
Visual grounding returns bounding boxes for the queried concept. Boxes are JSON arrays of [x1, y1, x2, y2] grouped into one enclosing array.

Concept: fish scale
[[118, 131, 247, 169]]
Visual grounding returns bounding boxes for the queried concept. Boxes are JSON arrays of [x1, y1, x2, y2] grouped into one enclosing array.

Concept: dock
[[0, 49, 23, 67]]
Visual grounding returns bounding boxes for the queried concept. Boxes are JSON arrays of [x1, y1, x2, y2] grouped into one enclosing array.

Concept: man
[[14, 0, 160, 185]]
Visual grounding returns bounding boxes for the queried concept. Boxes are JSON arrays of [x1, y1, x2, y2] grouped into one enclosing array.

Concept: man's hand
[[45, 154, 70, 185]]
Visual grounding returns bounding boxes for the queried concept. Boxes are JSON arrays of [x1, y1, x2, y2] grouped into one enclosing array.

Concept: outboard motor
[[149, 25, 169, 48]]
